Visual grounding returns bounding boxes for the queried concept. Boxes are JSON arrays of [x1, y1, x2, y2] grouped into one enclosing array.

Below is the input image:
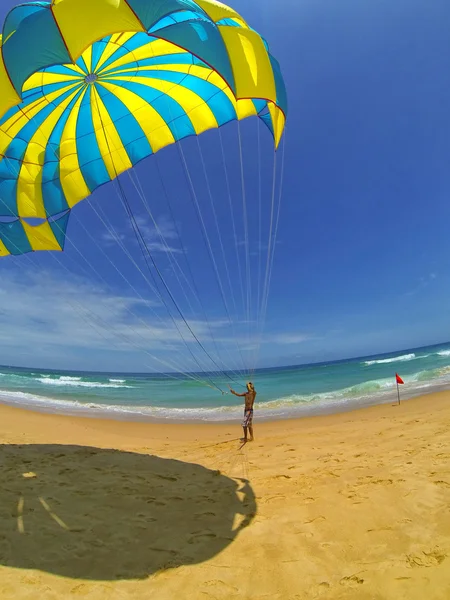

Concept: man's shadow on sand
[[0, 444, 256, 581]]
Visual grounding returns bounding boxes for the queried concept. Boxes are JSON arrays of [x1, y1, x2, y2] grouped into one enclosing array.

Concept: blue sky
[[1, 0, 450, 372]]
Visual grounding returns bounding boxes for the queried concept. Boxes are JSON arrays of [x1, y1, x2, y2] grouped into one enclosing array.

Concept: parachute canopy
[[0, 0, 287, 257]]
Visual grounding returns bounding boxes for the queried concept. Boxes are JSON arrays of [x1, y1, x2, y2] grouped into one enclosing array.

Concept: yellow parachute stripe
[[219, 26, 277, 103], [22, 72, 82, 93], [194, 0, 248, 25], [59, 87, 91, 209], [52, 0, 144, 62], [0, 239, 10, 257], [98, 39, 187, 76], [108, 75, 218, 135], [100, 81, 175, 154], [63, 63, 86, 77], [268, 102, 286, 149], [0, 84, 81, 160], [94, 32, 137, 74], [235, 99, 258, 120], [105, 64, 257, 123], [91, 86, 133, 179], [106, 63, 215, 80], [82, 44, 93, 74], [21, 219, 63, 252], [0, 40, 21, 119], [17, 87, 82, 218], [226, 18, 248, 28]]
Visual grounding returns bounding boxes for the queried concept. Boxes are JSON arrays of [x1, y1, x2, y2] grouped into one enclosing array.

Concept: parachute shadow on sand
[[0, 444, 256, 580]]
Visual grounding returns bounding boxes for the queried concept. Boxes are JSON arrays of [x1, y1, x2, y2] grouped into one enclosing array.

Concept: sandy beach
[[0, 392, 449, 600]]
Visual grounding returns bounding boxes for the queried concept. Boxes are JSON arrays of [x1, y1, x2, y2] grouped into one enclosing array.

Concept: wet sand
[[0, 391, 449, 599]]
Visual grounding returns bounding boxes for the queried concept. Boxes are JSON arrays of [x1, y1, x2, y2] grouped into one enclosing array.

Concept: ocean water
[[1, 342, 450, 422]]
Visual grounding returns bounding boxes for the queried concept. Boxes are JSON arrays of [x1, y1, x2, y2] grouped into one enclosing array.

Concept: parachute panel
[[0, 0, 287, 258]]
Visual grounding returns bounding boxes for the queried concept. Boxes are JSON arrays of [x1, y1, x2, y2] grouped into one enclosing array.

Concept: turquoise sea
[[1, 342, 450, 422]]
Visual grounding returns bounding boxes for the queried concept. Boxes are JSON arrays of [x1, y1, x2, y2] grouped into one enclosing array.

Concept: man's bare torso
[[245, 391, 256, 410]]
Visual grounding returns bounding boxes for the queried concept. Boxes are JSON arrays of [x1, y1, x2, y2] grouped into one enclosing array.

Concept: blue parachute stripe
[[50, 211, 70, 249], [78, 53, 91, 75], [149, 10, 211, 34], [24, 80, 84, 101], [0, 99, 37, 127], [0, 135, 32, 216], [126, 0, 205, 31], [2, 4, 71, 94], [41, 88, 87, 217], [101, 54, 199, 78], [260, 111, 274, 139], [153, 20, 235, 94], [252, 99, 267, 114], [2, 2, 49, 40], [0, 150, 24, 217], [216, 18, 241, 27], [0, 105, 20, 127], [0, 81, 83, 130], [1, 85, 83, 163], [269, 54, 288, 115], [75, 86, 111, 194], [107, 68, 236, 127], [42, 64, 85, 78], [0, 85, 85, 223], [0, 220, 32, 255], [91, 35, 113, 73], [95, 33, 157, 75], [95, 85, 153, 164], [106, 78, 195, 140]]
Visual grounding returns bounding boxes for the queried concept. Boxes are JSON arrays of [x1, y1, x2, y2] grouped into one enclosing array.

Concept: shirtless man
[[230, 382, 256, 442]]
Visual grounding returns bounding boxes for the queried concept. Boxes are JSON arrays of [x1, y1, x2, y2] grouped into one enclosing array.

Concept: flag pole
[[396, 378, 400, 405]]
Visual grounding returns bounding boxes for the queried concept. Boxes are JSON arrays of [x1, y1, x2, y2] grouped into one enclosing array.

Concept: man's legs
[[242, 426, 248, 441], [248, 425, 254, 441]]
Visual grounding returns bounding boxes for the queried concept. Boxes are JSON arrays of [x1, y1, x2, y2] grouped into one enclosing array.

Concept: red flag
[[396, 373, 404, 385]]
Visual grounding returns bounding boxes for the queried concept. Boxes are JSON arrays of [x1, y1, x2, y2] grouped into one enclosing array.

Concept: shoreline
[[0, 381, 448, 425], [0, 387, 447, 436]]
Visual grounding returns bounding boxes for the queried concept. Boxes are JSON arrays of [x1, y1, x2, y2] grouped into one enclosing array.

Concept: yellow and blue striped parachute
[[0, 0, 287, 257]]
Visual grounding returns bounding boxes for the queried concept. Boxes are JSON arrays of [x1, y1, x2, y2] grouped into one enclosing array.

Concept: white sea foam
[[109, 379, 126, 383], [59, 376, 82, 381], [364, 353, 416, 366], [437, 350, 450, 357], [37, 378, 131, 389]]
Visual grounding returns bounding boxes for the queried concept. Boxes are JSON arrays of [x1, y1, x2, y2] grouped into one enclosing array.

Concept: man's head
[[247, 382, 255, 392]]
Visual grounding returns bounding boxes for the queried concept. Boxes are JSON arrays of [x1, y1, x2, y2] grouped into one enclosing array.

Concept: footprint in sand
[[406, 548, 447, 568], [187, 531, 217, 544], [304, 515, 326, 524], [156, 474, 178, 482], [202, 580, 239, 596], [339, 574, 364, 587], [70, 583, 88, 594]]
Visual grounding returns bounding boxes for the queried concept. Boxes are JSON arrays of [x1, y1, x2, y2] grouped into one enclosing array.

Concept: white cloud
[[268, 332, 312, 345], [404, 272, 438, 297], [0, 269, 234, 371], [101, 213, 182, 255], [0, 267, 313, 371]]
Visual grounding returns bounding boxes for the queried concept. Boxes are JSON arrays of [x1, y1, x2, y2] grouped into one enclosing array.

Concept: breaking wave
[[37, 378, 131, 389], [364, 353, 416, 366]]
